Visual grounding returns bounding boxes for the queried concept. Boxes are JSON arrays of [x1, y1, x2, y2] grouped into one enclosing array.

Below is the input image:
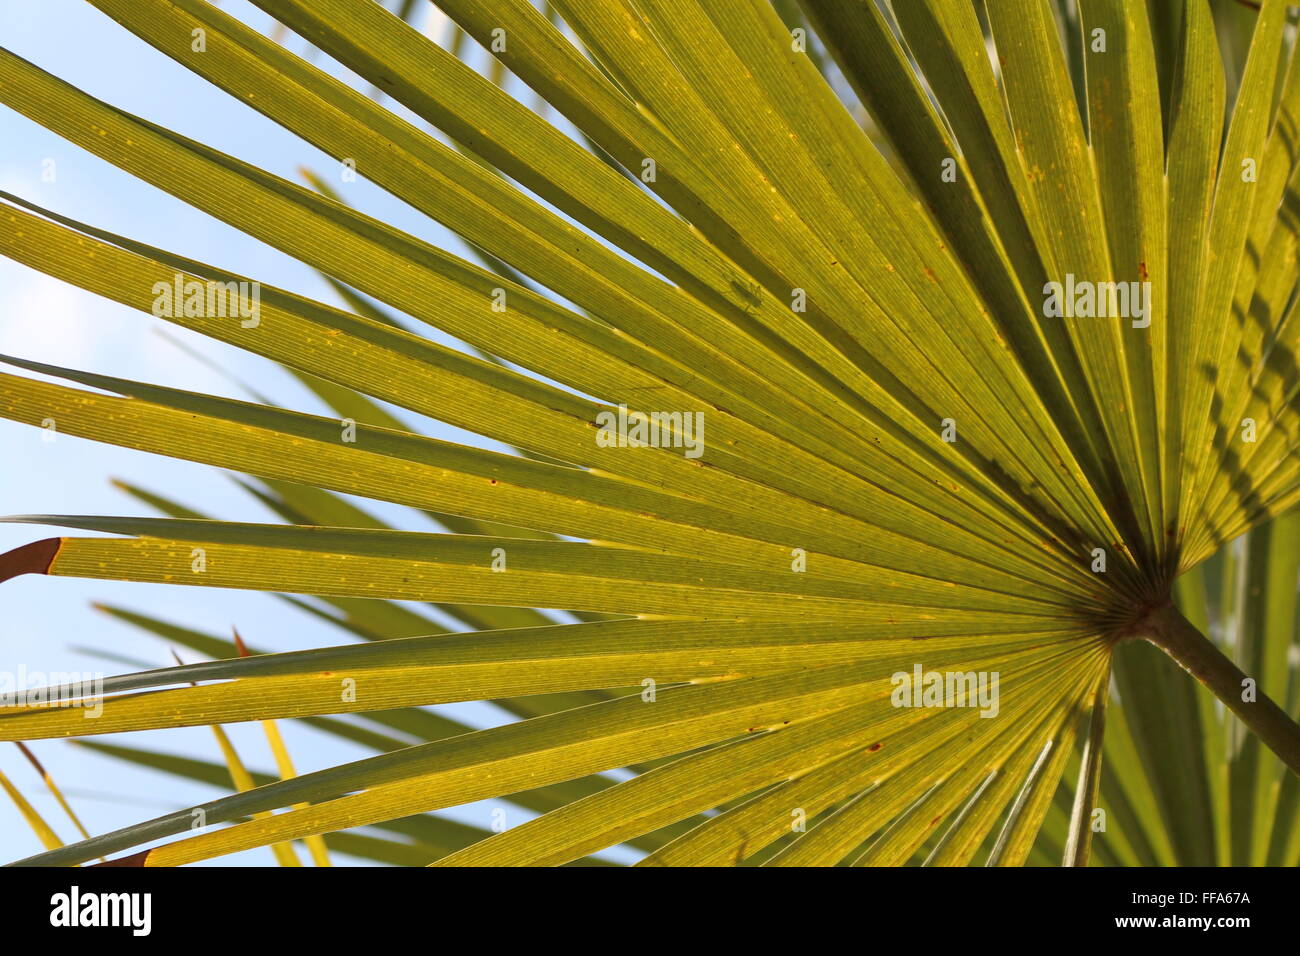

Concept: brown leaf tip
[[0, 538, 62, 584], [14, 741, 45, 777], [94, 849, 152, 868]]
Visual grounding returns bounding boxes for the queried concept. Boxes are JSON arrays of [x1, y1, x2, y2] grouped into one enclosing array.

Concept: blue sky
[[0, 0, 633, 864]]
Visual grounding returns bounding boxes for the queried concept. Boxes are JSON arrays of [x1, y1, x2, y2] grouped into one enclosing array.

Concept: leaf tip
[[0, 538, 62, 584], [94, 849, 152, 868], [14, 741, 44, 777]]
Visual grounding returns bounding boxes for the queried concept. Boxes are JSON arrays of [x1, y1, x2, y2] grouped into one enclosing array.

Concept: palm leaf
[[0, 0, 1298, 866]]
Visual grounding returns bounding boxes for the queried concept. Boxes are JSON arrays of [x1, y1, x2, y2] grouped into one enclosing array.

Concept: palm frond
[[0, 0, 1298, 866]]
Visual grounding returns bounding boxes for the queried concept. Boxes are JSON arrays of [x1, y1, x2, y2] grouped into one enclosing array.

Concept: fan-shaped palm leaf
[[1, 0, 1298, 866]]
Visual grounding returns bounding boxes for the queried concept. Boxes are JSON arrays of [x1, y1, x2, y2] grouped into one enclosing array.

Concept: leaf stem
[[1142, 603, 1300, 776]]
